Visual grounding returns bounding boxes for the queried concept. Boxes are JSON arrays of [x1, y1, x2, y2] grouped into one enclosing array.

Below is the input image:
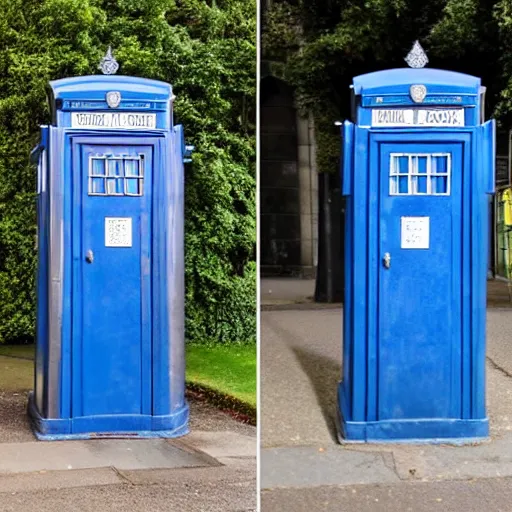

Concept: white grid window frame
[[88, 154, 145, 196], [389, 153, 451, 196]]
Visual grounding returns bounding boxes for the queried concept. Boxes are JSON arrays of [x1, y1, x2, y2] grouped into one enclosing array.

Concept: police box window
[[88, 154, 144, 196], [390, 153, 451, 196]]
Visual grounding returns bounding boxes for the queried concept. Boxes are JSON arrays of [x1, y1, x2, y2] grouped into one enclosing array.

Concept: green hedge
[[0, 0, 256, 345]]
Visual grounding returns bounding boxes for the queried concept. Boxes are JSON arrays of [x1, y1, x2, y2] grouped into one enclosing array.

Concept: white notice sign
[[72, 112, 157, 130], [372, 108, 464, 127], [105, 217, 132, 247], [401, 217, 430, 249]]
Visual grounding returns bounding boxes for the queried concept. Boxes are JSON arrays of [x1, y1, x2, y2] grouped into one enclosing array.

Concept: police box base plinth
[[27, 391, 189, 441], [336, 383, 489, 445]]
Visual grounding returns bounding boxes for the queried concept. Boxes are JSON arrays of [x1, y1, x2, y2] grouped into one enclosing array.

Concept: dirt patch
[[186, 385, 256, 426], [0, 391, 35, 443], [187, 393, 256, 436], [0, 391, 255, 443]]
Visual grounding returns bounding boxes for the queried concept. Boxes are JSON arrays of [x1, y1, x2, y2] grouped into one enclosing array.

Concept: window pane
[[107, 159, 123, 177], [399, 176, 408, 194], [106, 178, 123, 194], [126, 178, 142, 195], [410, 176, 418, 194], [418, 176, 427, 193], [390, 176, 398, 194], [399, 156, 408, 174], [91, 178, 105, 194], [91, 159, 106, 176], [433, 155, 448, 174], [125, 159, 140, 177], [417, 156, 427, 174], [432, 176, 448, 194]]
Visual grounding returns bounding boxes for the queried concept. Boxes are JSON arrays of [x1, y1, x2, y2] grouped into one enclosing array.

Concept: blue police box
[[29, 60, 191, 439], [338, 52, 495, 443]]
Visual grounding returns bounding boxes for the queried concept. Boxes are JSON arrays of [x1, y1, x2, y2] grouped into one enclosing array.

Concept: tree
[[0, 0, 256, 344]]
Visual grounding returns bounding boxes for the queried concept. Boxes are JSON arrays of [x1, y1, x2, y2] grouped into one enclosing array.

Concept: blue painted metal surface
[[30, 75, 190, 440], [338, 68, 495, 443]]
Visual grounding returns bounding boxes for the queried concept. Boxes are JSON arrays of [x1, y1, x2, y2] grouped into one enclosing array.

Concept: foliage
[[0, 0, 256, 344], [493, 0, 512, 124], [262, 0, 503, 172]]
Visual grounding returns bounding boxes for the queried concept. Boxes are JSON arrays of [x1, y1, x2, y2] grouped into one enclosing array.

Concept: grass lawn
[[0, 345, 35, 360], [0, 345, 34, 391], [186, 344, 256, 407], [0, 356, 33, 391], [0, 343, 256, 408]]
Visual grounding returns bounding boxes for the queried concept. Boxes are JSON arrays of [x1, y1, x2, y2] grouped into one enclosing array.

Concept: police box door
[[374, 134, 468, 421], [71, 138, 154, 424]]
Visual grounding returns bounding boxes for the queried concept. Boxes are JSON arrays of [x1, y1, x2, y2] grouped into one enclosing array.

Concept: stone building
[[260, 69, 319, 278]]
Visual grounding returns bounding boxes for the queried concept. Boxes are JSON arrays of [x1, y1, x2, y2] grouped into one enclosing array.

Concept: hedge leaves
[[0, 0, 256, 344]]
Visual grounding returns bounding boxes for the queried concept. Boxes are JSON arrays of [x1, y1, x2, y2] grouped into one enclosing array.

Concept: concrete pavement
[[0, 396, 256, 511], [262, 477, 512, 511], [0, 461, 256, 512], [261, 277, 512, 309], [260, 278, 315, 306], [261, 308, 512, 448], [260, 304, 512, 510]]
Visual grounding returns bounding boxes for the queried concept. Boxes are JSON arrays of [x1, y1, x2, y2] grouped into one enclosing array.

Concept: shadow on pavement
[[291, 347, 341, 443]]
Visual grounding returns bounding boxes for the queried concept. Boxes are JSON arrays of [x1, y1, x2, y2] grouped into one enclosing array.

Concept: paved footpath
[[0, 398, 256, 512], [261, 306, 512, 511]]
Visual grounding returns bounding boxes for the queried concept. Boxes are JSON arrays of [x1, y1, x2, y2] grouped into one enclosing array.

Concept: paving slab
[[0, 438, 215, 474], [178, 431, 257, 459], [0, 468, 257, 512], [120, 461, 256, 486], [0, 468, 122, 494], [261, 446, 400, 489], [389, 432, 512, 481]]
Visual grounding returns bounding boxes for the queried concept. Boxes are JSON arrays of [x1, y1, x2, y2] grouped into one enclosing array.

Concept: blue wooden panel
[[151, 135, 171, 415], [338, 127, 491, 443], [470, 120, 495, 420], [341, 121, 354, 196], [76, 141, 154, 417], [341, 122, 355, 416], [377, 140, 463, 420], [350, 126, 370, 421], [34, 127, 49, 416]]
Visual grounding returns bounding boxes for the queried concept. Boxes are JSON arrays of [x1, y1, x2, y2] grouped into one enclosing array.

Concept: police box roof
[[49, 75, 172, 103], [352, 68, 481, 97]]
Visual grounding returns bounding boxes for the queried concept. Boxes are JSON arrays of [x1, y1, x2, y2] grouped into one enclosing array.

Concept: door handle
[[85, 250, 94, 264], [383, 252, 391, 269]]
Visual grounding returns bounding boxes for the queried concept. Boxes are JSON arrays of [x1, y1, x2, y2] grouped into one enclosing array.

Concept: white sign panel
[[72, 112, 157, 130], [372, 109, 464, 127], [401, 217, 430, 249], [105, 217, 132, 247]]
